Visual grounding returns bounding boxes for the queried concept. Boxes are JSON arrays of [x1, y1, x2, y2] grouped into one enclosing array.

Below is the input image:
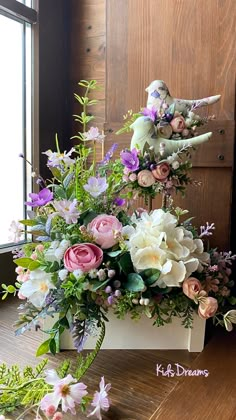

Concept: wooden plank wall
[[69, 0, 236, 250]]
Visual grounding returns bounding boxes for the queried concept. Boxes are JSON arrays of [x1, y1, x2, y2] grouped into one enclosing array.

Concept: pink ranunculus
[[182, 277, 202, 300], [64, 243, 103, 272], [137, 170, 156, 187], [198, 297, 218, 319], [170, 115, 186, 133], [152, 162, 170, 181], [88, 215, 122, 249]]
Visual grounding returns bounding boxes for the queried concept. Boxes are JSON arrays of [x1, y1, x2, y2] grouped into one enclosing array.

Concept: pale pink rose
[[45, 405, 56, 417], [157, 123, 172, 139], [64, 243, 103, 272], [182, 128, 190, 137], [36, 244, 44, 252], [198, 297, 218, 319], [31, 253, 37, 260], [88, 215, 122, 249], [152, 162, 170, 181], [52, 412, 63, 420], [170, 115, 186, 133], [137, 170, 156, 187], [129, 173, 137, 182], [182, 277, 202, 300]]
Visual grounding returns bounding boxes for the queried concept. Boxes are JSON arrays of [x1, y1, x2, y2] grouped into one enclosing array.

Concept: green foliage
[[125, 273, 145, 292]]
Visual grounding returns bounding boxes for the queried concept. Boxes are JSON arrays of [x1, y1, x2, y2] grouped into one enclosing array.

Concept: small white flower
[[171, 160, 180, 170], [58, 269, 68, 281], [73, 269, 84, 279], [44, 241, 60, 263], [54, 239, 71, 260], [89, 269, 98, 279]]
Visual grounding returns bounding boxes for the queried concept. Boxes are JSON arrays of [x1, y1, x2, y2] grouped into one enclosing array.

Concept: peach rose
[[137, 170, 156, 187], [198, 297, 218, 319], [88, 214, 122, 249], [152, 162, 170, 181], [64, 243, 103, 272], [170, 115, 186, 133], [157, 123, 172, 139], [182, 277, 202, 300]]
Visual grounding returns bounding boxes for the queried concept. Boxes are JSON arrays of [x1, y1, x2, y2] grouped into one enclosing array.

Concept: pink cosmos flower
[[8, 220, 24, 243], [53, 199, 80, 224], [83, 127, 105, 142], [88, 377, 111, 420], [43, 148, 75, 167], [88, 215, 123, 249], [40, 369, 87, 415]]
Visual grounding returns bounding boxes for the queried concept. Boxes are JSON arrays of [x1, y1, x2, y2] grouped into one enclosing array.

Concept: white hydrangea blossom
[[128, 209, 209, 288]]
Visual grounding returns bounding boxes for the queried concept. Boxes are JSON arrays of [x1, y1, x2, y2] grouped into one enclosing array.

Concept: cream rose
[[182, 277, 202, 299], [137, 170, 156, 187]]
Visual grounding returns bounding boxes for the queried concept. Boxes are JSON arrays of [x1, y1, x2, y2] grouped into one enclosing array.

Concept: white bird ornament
[[145, 80, 221, 116]]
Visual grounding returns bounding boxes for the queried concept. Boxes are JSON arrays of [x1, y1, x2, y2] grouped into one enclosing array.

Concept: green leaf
[[7, 285, 16, 293], [59, 316, 70, 329], [50, 166, 62, 180], [91, 279, 110, 291], [19, 219, 37, 226], [28, 261, 41, 271], [14, 258, 34, 268], [36, 339, 51, 357], [119, 253, 133, 275], [49, 338, 57, 355], [228, 296, 236, 305], [140, 268, 161, 286], [1, 283, 7, 290], [166, 103, 175, 115], [125, 273, 145, 292]]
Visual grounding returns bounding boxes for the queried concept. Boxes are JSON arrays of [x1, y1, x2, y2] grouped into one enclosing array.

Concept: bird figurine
[[145, 80, 221, 116], [130, 116, 212, 157]]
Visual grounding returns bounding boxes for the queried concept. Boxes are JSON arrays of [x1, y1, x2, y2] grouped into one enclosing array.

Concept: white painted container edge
[[44, 312, 206, 353]]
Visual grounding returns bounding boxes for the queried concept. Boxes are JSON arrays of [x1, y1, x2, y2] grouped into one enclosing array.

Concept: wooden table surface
[[1, 299, 236, 419]]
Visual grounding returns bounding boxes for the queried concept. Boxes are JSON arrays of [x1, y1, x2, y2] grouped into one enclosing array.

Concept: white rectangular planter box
[[44, 312, 205, 353]]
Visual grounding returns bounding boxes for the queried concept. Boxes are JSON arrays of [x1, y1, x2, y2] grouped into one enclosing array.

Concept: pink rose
[[170, 115, 186, 133], [152, 162, 170, 181], [137, 170, 156, 187], [64, 243, 103, 272], [198, 297, 218, 319], [88, 215, 122, 249], [182, 277, 202, 300]]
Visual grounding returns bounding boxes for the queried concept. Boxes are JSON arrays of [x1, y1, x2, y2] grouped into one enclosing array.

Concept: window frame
[[0, 0, 39, 251]]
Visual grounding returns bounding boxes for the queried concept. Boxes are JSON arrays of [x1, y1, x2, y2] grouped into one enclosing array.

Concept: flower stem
[[15, 403, 39, 420]]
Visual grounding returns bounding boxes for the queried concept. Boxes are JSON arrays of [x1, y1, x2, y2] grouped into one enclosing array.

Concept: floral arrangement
[[1, 79, 236, 419]]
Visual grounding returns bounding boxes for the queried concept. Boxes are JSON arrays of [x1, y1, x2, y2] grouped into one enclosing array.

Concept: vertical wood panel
[[105, 0, 236, 250]]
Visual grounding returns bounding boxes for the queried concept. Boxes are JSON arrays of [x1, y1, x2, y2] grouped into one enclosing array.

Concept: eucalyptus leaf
[[125, 273, 145, 292], [119, 253, 133, 275]]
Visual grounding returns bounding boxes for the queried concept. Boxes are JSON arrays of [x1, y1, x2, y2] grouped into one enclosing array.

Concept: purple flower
[[142, 106, 158, 122], [114, 197, 125, 206], [25, 188, 53, 207], [83, 177, 108, 198], [83, 127, 105, 143], [120, 149, 139, 172], [99, 143, 118, 165]]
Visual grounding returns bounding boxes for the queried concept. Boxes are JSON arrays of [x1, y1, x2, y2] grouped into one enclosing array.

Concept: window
[[0, 0, 38, 248]]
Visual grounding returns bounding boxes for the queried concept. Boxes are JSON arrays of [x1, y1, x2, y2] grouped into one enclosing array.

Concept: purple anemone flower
[[142, 106, 158, 122], [25, 188, 53, 207], [120, 148, 139, 172], [114, 197, 125, 206]]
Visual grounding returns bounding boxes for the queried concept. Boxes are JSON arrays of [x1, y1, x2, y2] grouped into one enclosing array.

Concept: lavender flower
[[53, 199, 80, 224], [25, 188, 53, 207], [120, 148, 139, 172], [199, 222, 215, 238], [99, 143, 118, 165], [83, 177, 108, 198], [142, 106, 158, 122]]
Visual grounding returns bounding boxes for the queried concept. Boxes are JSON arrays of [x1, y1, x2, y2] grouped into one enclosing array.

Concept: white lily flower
[[19, 269, 56, 307], [223, 310, 236, 332]]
